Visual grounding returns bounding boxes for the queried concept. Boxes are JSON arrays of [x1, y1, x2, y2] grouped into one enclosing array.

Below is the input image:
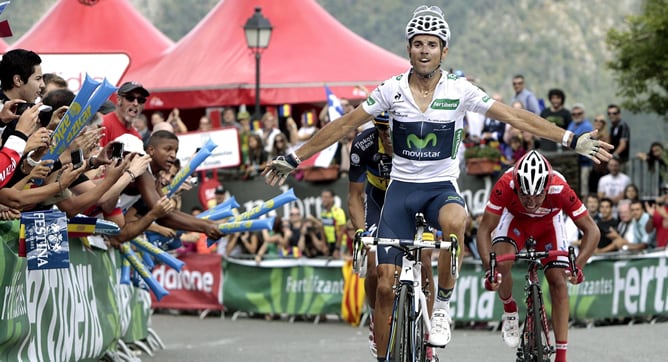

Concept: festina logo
[[431, 98, 459, 110]]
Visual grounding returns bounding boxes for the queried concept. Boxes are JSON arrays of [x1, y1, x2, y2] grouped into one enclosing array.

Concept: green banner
[[0, 220, 125, 361], [223, 258, 344, 315], [223, 253, 668, 322]]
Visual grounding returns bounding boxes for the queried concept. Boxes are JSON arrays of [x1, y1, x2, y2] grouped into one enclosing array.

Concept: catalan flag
[[340, 260, 366, 326]]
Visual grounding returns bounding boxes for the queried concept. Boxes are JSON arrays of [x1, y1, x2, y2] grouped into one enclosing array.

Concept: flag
[[278, 104, 291, 117], [341, 260, 366, 326], [301, 111, 316, 126], [298, 86, 343, 169], [324, 85, 344, 123], [0, 2, 12, 38]]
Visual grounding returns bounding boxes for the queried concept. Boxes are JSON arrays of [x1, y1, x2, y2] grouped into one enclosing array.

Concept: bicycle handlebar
[[494, 249, 570, 264], [488, 240, 578, 284], [360, 236, 455, 250]]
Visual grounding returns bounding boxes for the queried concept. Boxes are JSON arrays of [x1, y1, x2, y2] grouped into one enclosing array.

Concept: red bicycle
[[488, 237, 577, 362]]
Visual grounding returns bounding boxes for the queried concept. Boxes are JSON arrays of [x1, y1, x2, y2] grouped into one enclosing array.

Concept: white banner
[[176, 128, 241, 170]]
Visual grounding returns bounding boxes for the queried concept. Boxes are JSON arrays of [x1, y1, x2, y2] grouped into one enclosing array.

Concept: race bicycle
[[488, 237, 577, 362], [360, 213, 459, 362]]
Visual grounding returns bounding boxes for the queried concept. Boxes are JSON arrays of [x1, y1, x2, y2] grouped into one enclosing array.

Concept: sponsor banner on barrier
[[221, 253, 668, 321], [151, 253, 223, 310], [223, 258, 344, 315], [0, 228, 122, 361]]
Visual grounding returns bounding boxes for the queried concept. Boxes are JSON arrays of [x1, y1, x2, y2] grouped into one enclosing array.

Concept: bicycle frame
[[489, 237, 577, 362], [361, 213, 458, 362]]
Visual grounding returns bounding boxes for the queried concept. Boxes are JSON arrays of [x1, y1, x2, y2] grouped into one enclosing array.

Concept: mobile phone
[[15, 102, 35, 115], [71, 149, 84, 170], [16, 103, 52, 116], [111, 142, 124, 159]]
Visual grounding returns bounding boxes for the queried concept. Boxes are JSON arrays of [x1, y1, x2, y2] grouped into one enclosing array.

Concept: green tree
[[606, 0, 668, 120]]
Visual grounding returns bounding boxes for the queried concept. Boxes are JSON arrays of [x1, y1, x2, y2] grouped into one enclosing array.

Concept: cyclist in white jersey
[[264, 5, 612, 359]]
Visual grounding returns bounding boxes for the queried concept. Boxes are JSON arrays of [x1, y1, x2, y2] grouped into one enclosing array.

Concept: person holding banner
[[264, 5, 613, 355]]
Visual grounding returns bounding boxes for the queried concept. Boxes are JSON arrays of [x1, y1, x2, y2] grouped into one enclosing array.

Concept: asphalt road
[[141, 313, 666, 362]]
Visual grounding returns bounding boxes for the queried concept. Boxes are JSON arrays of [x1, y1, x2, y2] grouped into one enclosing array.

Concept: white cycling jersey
[[362, 69, 494, 183]]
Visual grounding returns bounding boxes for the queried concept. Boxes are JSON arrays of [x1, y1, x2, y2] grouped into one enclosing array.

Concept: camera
[[71, 149, 84, 170], [306, 226, 317, 234], [110, 142, 124, 159]]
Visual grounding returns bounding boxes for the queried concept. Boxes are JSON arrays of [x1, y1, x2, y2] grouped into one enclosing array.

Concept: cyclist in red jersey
[[476, 150, 599, 362]]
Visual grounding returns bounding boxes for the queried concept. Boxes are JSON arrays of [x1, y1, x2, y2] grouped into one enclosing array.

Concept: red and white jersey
[[485, 168, 588, 221]]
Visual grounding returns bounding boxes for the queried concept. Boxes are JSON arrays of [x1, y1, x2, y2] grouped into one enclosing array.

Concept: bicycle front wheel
[[530, 286, 549, 362], [392, 284, 413, 362]]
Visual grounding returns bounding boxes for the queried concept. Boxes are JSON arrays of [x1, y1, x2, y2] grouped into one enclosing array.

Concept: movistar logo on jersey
[[431, 98, 459, 110], [447, 73, 458, 80], [366, 96, 376, 106], [407, 133, 437, 149], [482, 95, 491, 102]]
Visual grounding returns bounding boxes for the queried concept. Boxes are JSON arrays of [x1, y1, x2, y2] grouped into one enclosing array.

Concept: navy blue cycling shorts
[[376, 179, 465, 266]]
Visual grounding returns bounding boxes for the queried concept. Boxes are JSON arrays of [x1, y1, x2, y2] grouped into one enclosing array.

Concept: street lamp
[[244, 7, 273, 121]]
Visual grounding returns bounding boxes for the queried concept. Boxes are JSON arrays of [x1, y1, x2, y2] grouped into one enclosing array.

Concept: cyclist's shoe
[[368, 314, 377, 358], [429, 308, 452, 347], [501, 312, 520, 348], [425, 346, 439, 361]]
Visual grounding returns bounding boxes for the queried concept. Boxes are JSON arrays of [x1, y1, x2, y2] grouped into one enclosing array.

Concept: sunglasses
[[376, 125, 389, 131], [595, 119, 605, 123], [572, 112, 583, 116], [123, 95, 147, 104], [512, 82, 524, 86], [607, 111, 620, 116]]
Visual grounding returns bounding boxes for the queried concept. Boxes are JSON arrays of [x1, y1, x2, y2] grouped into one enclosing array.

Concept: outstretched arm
[[486, 102, 613, 163], [262, 106, 371, 186]]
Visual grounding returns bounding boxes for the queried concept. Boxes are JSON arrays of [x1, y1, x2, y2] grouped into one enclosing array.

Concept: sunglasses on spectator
[[512, 81, 523, 86], [290, 212, 300, 216], [607, 111, 620, 116], [594, 119, 605, 122], [123, 95, 147, 104], [572, 111, 584, 116]]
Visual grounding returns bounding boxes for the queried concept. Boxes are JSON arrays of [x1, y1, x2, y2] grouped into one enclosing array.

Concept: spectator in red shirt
[[100, 81, 149, 147]]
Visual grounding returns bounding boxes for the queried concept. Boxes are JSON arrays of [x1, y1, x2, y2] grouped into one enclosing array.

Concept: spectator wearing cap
[[567, 103, 594, 196], [207, 185, 228, 209], [99, 81, 149, 147]]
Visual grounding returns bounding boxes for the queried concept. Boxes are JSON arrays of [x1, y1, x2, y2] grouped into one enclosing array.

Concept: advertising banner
[[223, 258, 344, 316], [221, 253, 668, 321], [151, 253, 223, 310], [0, 220, 122, 361]]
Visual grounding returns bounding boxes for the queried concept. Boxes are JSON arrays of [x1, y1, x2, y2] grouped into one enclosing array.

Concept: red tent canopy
[[11, 0, 173, 75], [125, 0, 409, 110]]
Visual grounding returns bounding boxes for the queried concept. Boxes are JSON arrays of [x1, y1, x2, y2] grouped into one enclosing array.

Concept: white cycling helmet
[[513, 150, 552, 196], [405, 5, 451, 46]]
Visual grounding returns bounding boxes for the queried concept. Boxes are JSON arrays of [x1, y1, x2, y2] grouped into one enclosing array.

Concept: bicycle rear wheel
[[392, 284, 413, 362]]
